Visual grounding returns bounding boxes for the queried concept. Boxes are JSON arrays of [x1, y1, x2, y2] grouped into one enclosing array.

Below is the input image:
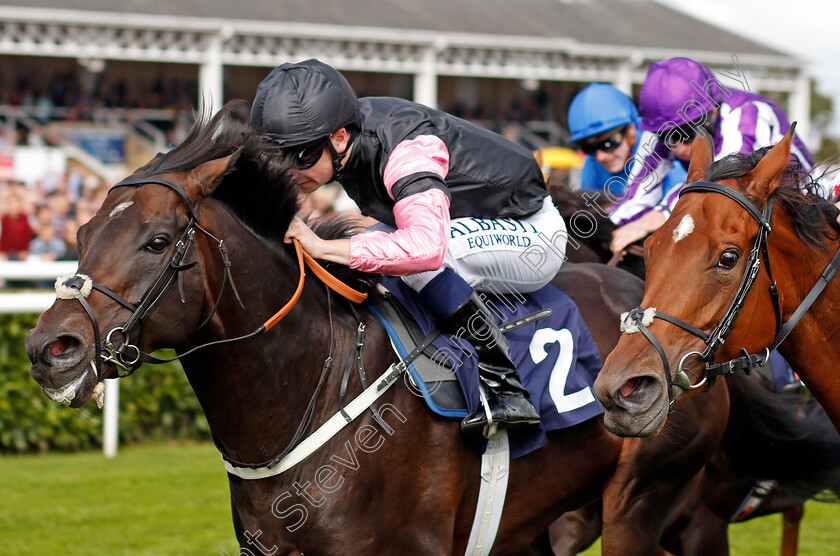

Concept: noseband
[[58, 176, 367, 378], [622, 181, 840, 412]]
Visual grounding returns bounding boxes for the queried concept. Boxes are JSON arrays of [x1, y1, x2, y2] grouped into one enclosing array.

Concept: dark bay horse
[[26, 103, 727, 554]]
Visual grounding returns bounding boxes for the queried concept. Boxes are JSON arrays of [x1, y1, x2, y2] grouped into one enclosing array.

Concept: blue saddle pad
[[372, 276, 604, 459]]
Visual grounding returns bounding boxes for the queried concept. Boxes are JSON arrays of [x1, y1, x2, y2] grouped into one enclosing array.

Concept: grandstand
[[0, 0, 810, 284]]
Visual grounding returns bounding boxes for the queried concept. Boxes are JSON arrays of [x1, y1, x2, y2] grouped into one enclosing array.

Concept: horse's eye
[[718, 250, 739, 269], [146, 236, 170, 253]]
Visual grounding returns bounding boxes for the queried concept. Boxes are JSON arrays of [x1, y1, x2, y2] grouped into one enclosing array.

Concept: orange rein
[[262, 239, 368, 331]]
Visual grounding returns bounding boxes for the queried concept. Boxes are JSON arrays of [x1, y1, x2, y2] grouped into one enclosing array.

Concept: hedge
[[0, 313, 209, 453]]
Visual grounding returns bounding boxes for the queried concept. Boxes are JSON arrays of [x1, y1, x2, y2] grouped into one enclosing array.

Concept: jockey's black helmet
[[250, 59, 361, 149]]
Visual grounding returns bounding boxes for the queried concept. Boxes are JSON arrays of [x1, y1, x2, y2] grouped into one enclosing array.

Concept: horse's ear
[[685, 129, 714, 184], [192, 147, 244, 197], [744, 123, 796, 200]]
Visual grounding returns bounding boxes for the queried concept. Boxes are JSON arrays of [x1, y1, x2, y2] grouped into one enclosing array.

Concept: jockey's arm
[[282, 188, 451, 274], [348, 189, 450, 275], [608, 131, 673, 227], [348, 135, 452, 275], [284, 217, 351, 265]]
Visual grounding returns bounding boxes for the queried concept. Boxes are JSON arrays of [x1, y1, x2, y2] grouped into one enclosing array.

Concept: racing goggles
[[266, 138, 328, 169], [657, 119, 715, 150], [578, 127, 628, 155]]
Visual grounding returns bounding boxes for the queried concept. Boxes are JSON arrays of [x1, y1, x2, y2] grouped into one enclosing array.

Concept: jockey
[[612, 57, 815, 253], [250, 59, 567, 435], [567, 83, 687, 253]]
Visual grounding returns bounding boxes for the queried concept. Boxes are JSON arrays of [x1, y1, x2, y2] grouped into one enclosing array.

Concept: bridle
[[622, 181, 840, 412], [59, 176, 367, 378]]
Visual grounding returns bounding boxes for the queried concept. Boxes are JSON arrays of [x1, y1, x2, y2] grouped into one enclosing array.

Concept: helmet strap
[[328, 130, 356, 181]]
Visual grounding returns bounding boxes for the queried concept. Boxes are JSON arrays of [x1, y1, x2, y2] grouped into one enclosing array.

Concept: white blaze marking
[[109, 201, 133, 218], [672, 215, 695, 243]]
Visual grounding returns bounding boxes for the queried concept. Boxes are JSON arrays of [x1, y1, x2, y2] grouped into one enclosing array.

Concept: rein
[[622, 181, 840, 411], [58, 176, 367, 378]]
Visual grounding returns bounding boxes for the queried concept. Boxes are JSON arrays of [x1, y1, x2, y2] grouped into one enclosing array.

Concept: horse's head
[[26, 103, 296, 408], [593, 125, 817, 437]]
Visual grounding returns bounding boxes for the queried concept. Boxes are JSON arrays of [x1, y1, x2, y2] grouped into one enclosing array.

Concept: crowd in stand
[[0, 169, 108, 268], [1, 71, 198, 117], [0, 72, 565, 289]]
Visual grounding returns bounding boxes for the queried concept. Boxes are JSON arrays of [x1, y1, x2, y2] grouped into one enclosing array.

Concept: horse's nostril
[[50, 337, 70, 357], [620, 377, 641, 399], [45, 336, 80, 361], [618, 376, 660, 405]]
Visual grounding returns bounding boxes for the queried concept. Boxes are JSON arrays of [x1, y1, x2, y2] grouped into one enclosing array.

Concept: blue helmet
[[568, 83, 639, 143]]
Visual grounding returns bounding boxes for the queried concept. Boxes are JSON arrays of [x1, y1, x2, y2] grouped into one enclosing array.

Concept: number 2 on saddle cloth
[[372, 275, 605, 459]]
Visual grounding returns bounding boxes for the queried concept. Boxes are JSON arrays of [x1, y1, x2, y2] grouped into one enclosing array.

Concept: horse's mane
[[705, 147, 840, 249], [549, 183, 615, 259], [135, 100, 377, 296]]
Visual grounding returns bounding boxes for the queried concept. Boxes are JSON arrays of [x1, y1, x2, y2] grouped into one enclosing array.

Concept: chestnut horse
[[551, 182, 840, 556], [593, 125, 840, 437], [26, 104, 727, 554]]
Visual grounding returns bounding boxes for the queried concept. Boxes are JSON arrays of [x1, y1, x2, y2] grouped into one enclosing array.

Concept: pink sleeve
[[349, 188, 450, 275], [383, 135, 449, 198]]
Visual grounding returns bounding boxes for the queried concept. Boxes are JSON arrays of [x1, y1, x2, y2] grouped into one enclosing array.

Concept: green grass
[[580, 500, 840, 555], [2, 443, 839, 555], [0, 443, 238, 555], [728, 503, 840, 555]]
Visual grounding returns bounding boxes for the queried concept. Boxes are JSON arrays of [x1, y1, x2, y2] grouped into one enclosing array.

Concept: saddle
[[370, 276, 605, 459]]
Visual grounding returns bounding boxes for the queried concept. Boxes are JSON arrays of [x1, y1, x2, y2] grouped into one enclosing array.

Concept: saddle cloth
[[370, 276, 604, 459]]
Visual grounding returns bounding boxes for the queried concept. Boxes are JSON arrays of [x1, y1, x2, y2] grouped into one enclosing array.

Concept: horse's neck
[[770, 214, 840, 330], [770, 217, 840, 425], [182, 211, 394, 465]]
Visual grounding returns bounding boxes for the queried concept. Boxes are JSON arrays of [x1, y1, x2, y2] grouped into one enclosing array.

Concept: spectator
[[74, 197, 96, 226], [58, 219, 80, 261], [31, 204, 53, 231], [0, 193, 34, 260], [45, 189, 72, 239], [29, 222, 66, 261]]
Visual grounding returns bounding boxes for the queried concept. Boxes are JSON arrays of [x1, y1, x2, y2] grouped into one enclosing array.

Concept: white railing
[[0, 259, 78, 280], [0, 260, 77, 313], [1, 260, 119, 457]]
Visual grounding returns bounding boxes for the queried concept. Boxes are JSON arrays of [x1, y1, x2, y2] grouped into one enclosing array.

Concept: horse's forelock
[[128, 101, 299, 243]]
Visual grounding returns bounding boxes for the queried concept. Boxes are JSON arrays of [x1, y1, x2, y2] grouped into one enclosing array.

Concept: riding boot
[[443, 292, 541, 435], [411, 267, 541, 436]]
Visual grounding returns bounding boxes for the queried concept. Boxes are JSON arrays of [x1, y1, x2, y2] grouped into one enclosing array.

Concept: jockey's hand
[[284, 216, 352, 265], [610, 210, 667, 254], [835, 201, 840, 226], [610, 223, 648, 254], [284, 217, 320, 252]]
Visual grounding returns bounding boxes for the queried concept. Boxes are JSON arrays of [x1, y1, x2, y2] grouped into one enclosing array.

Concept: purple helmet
[[639, 58, 721, 132]]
